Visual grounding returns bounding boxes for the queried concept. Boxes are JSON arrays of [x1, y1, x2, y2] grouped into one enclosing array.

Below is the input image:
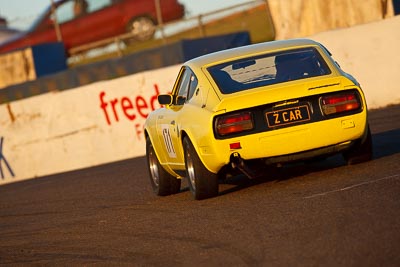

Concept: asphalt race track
[[1, 105, 399, 266]]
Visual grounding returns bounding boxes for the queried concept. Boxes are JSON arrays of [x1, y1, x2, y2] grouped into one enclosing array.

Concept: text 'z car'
[[144, 39, 372, 200]]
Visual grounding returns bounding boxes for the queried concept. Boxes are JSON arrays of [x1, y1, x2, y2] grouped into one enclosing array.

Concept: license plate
[[266, 105, 310, 128]]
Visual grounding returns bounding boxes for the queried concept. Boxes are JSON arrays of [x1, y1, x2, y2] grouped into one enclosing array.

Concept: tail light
[[215, 112, 254, 136], [320, 92, 361, 116]]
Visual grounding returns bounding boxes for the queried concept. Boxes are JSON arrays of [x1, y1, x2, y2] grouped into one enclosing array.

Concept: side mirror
[[158, 94, 173, 105]]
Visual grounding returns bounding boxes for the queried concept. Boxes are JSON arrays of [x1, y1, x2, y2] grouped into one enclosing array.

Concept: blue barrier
[[31, 42, 68, 77]]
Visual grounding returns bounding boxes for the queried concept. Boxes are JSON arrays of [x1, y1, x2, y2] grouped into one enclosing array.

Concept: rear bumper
[[264, 140, 354, 164], [200, 111, 368, 173]]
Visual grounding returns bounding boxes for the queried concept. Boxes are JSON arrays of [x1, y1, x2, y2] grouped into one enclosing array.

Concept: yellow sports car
[[144, 39, 372, 200]]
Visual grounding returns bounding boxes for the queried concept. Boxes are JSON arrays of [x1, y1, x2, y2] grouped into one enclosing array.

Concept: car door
[[74, 0, 122, 43], [156, 67, 197, 168], [54, 0, 118, 49]]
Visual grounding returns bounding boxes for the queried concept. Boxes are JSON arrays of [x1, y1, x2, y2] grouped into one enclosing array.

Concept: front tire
[[183, 137, 218, 200], [343, 125, 373, 165], [146, 137, 181, 196]]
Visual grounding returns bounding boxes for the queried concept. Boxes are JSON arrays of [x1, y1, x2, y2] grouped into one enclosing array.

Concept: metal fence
[[68, 0, 274, 57]]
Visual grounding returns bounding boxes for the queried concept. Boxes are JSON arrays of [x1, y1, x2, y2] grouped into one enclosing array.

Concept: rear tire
[[125, 16, 156, 44], [183, 137, 218, 200], [343, 125, 373, 165], [146, 137, 181, 196]]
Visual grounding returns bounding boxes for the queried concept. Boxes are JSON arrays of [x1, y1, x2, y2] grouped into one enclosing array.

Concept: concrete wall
[[310, 15, 400, 109], [0, 48, 36, 88], [0, 65, 180, 185], [268, 0, 394, 39]]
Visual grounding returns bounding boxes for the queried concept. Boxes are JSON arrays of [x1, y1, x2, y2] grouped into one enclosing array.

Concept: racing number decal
[[161, 124, 177, 158]]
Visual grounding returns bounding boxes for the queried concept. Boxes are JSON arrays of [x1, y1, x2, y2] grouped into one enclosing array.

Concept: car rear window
[[208, 47, 331, 94]]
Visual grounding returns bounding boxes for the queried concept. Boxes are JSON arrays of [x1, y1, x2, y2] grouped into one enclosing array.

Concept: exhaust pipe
[[230, 152, 258, 179]]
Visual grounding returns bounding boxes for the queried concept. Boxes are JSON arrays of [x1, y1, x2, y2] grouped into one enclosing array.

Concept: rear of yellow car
[[196, 42, 371, 179], [200, 77, 369, 176]]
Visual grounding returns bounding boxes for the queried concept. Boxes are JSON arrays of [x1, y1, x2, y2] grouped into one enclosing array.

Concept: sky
[[0, 0, 252, 30]]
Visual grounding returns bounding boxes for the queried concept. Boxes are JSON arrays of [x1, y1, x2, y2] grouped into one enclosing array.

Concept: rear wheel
[[343, 125, 373, 165], [125, 16, 156, 44], [183, 137, 218, 200], [146, 137, 181, 196]]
